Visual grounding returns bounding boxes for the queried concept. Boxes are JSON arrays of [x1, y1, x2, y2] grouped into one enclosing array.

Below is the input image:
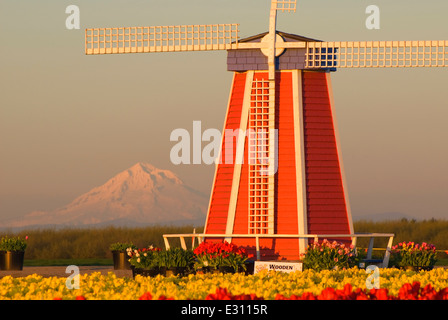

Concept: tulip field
[[1, 267, 448, 300]]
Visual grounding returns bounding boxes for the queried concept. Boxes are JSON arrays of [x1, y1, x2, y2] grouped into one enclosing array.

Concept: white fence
[[162, 232, 395, 268]]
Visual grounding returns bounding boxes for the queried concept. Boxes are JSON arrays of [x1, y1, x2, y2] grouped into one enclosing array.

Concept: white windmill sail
[[303, 40, 448, 68], [274, 0, 297, 12], [85, 24, 240, 55]]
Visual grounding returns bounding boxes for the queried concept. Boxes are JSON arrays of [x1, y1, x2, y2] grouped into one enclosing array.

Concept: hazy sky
[[0, 0, 447, 222]]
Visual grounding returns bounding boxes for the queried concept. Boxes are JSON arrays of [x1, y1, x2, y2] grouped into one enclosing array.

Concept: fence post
[[351, 236, 358, 255], [255, 236, 260, 260], [163, 236, 170, 250], [191, 229, 196, 249], [180, 237, 187, 250], [382, 236, 394, 268], [366, 237, 375, 260]]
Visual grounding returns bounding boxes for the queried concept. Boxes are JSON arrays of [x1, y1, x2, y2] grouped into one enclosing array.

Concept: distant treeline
[[1, 219, 447, 260], [2, 225, 203, 260], [354, 218, 448, 251]]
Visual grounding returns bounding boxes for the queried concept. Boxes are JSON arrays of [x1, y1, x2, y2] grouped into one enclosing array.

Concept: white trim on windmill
[[225, 71, 254, 242]]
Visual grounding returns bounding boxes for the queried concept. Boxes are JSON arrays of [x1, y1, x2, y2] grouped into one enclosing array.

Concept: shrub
[[302, 239, 358, 271], [109, 242, 137, 252], [390, 242, 438, 268], [158, 248, 195, 269], [127, 246, 162, 270], [0, 236, 28, 252], [193, 241, 250, 272]]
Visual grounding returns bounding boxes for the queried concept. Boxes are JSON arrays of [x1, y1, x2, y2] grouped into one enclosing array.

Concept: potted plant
[[220, 248, 250, 273], [301, 239, 358, 271], [0, 235, 28, 271], [193, 242, 221, 273], [109, 242, 137, 270], [159, 248, 195, 276], [390, 242, 438, 271], [193, 241, 250, 274], [127, 245, 162, 277]]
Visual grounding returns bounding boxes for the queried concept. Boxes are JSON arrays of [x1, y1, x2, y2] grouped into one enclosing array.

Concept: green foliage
[[109, 242, 137, 252], [158, 248, 195, 269], [220, 252, 249, 272], [0, 236, 28, 252], [128, 247, 195, 270]]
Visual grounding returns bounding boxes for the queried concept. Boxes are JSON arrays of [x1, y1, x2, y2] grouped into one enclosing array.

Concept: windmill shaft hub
[[261, 34, 286, 57]]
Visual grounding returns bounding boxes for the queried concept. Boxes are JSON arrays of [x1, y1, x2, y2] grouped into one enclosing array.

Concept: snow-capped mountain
[[2, 162, 208, 228]]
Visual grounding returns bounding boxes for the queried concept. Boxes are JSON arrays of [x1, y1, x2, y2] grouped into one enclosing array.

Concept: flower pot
[[131, 266, 143, 278], [210, 268, 220, 274], [131, 266, 161, 278], [0, 251, 25, 271], [112, 250, 131, 270], [195, 267, 209, 274], [402, 266, 434, 272], [420, 266, 434, 271], [195, 267, 222, 274], [174, 267, 187, 276], [219, 266, 234, 274], [403, 266, 417, 271], [164, 267, 187, 277], [244, 261, 254, 275], [164, 267, 176, 277], [142, 268, 160, 277]]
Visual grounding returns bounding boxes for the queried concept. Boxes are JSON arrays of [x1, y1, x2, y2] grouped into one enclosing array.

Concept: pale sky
[[0, 0, 447, 222]]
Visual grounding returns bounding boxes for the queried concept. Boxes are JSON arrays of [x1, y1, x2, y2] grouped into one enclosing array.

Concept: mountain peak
[[2, 162, 207, 228], [124, 162, 183, 186], [130, 162, 156, 172]]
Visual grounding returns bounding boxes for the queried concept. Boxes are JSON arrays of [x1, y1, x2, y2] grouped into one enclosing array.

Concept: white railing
[[162, 232, 395, 268]]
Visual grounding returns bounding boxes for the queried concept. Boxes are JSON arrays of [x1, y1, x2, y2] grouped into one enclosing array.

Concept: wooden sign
[[254, 261, 303, 274]]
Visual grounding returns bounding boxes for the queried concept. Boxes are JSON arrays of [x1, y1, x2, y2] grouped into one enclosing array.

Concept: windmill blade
[[304, 40, 448, 68], [274, 0, 297, 12], [85, 24, 239, 55]]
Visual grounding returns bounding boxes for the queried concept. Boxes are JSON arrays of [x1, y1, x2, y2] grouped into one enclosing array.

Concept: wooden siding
[[302, 71, 351, 236], [204, 70, 352, 260], [205, 72, 247, 234]]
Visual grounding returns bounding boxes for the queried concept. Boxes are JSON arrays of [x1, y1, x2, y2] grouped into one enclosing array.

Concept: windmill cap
[[227, 31, 324, 72], [235, 31, 322, 44]]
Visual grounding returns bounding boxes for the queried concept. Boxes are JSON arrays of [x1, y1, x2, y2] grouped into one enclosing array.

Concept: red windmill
[[86, 1, 446, 263]]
